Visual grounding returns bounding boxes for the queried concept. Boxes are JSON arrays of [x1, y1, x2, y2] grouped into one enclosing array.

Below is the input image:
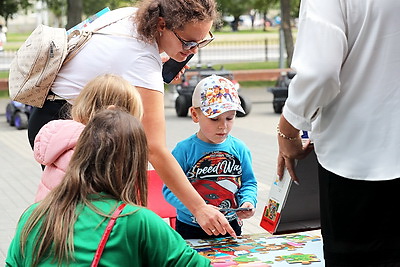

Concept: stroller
[[5, 101, 32, 130]]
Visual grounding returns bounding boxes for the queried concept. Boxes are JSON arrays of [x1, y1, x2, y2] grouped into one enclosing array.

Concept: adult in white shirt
[[276, 0, 400, 265], [28, 0, 236, 238]]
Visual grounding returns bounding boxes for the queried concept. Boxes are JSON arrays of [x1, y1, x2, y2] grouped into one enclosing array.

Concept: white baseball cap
[[192, 75, 245, 118]]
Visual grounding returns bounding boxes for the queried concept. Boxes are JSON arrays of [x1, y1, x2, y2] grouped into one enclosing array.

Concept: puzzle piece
[[263, 242, 303, 251], [275, 253, 321, 265], [281, 235, 321, 243]]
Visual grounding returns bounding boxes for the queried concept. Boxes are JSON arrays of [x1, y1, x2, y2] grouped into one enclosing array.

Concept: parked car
[[171, 64, 252, 117], [268, 71, 296, 113], [5, 101, 32, 130]]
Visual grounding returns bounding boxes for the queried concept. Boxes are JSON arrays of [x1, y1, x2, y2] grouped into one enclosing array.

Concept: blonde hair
[[134, 0, 219, 44], [71, 74, 143, 124], [20, 109, 148, 266]]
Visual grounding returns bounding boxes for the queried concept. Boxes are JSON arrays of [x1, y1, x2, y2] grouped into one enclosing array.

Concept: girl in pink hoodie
[[34, 74, 143, 202]]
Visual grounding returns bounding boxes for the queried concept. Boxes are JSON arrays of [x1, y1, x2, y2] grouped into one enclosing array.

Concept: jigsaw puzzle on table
[[186, 233, 324, 266]]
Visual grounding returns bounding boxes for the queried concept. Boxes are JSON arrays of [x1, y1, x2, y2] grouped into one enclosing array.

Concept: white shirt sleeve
[[283, 0, 348, 130], [124, 51, 164, 92]]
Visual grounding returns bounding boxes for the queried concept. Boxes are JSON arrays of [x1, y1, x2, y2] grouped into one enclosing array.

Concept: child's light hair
[[71, 74, 143, 124]]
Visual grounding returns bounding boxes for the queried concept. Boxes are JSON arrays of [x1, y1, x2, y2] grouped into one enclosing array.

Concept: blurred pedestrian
[[0, 24, 5, 51]]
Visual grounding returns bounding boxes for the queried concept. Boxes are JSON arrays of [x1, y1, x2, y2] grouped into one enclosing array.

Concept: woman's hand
[[161, 54, 190, 81], [236, 202, 255, 219], [193, 204, 237, 238], [161, 55, 170, 63], [277, 115, 314, 184], [173, 65, 190, 81]]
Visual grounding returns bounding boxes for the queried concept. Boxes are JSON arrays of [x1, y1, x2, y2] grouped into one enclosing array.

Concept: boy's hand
[[236, 202, 255, 219]]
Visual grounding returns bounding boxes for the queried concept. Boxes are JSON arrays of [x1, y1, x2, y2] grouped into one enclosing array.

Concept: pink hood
[[34, 120, 85, 202]]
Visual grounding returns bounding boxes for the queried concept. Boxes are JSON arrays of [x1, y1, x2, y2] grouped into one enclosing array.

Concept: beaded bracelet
[[276, 125, 299, 141]]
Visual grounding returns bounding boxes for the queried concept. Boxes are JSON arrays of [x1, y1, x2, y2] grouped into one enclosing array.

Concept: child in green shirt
[[6, 109, 210, 267]]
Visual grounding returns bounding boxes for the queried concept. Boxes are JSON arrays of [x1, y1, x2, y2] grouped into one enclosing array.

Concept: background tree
[[217, 0, 252, 31], [280, 0, 294, 67], [44, 0, 136, 29], [83, 0, 136, 15], [252, 0, 278, 31], [66, 0, 82, 29], [290, 0, 300, 18], [0, 0, 31, 26], [44, 0, 81, 28], [44, 0, 65, 27]]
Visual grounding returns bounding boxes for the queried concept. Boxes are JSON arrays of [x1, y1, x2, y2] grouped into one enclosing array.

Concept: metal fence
[[0, 51, 15, 71], [191, 38, 281, 65], [0, 37, 281, 71]]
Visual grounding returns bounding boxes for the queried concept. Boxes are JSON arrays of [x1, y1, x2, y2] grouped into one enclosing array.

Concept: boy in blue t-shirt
[[163, 75, 258, 239]]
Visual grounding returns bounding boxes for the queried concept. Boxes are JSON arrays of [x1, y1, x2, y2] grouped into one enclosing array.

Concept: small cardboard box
[[260, 150, 320, 234]]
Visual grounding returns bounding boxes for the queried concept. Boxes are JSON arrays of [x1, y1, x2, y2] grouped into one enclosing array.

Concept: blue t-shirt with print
[[163, 134, 257, 227]]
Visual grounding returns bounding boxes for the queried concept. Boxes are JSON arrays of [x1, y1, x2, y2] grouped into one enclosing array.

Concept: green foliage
[[291, 0, 301, 18], [44, 0, 138, 24], [218, 0, 252, 17], [216, 0, 299, 32], [252, 0, 279, 13], [0, 0, 31, 23], [83, 0, 138, 15], [44, 0, 65, 19]]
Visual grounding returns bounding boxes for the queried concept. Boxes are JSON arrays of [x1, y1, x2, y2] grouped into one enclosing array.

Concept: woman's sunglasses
[[173, 31, 214, 51]]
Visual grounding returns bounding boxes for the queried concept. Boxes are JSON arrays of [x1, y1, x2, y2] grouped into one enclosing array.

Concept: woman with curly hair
[[27, 0, 235, 237]]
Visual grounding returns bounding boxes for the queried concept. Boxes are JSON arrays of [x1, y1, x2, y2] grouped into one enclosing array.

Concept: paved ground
[[0, 87, 320, 262]]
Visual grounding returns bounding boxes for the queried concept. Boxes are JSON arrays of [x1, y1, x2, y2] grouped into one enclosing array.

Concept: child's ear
[[190, 107, 200, 123]]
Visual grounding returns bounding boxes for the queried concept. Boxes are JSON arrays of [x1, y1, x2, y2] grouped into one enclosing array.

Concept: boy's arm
[[237, 147, 258, 207], [237, 201, 256, 219], [162, 184, 191, 215]]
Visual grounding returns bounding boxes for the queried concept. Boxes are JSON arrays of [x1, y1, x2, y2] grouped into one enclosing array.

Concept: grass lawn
[[3, 32, 29, 51], [216, 28, 279, 34], [214, 61, 280, 70], [0, 90, 8, 98], [0, 72, 8, 79], [6, 32, 30, 41], [241, 80, 275, 87]]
